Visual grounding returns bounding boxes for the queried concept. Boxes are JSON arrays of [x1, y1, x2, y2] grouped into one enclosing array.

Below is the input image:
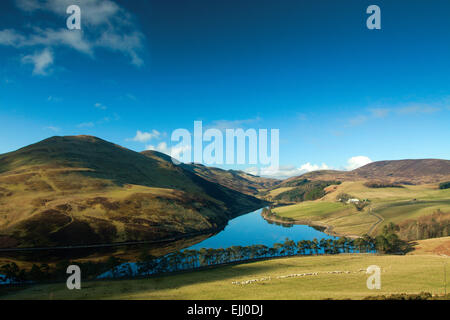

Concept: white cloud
[[369, 108, 390, 118], [0, 0, 145, 73], [97, 113, 120, 124], [0, 28, 93, 55], [245, 162, 329, 179], [129, 130, 161, 143], [96, 31, 144, 67], [345, 156, 372, 171], [44, 125, 60, 132], [348, 115, 368, 126], [16, 0, 126, 27], [125, 93, 137, 101], [47, 95, 62, 102], [145, 142, 191, 162], [77, 122, 95, 128], [346, 101, 444, 128], [299, 162, 329, 172], [21, 48, 54, 75], [396, 105, 440, 115], [246, 157, 372, 178], [94, 102, 107, 110], [15, 0, 41, 11], [146, 142, 169, 154], [0, 29, 26, 46], [207, 117, 262, 131]]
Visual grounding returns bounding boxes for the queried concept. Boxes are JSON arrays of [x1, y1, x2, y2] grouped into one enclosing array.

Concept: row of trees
[[126, 236, 377, 278], [374, 223, 409, 253], [0, 256, 123, 284], [439, 181, 450, 189], [271, 180, 341, 203], [2, 229, 410, 283], [396, 210, 450, 241]]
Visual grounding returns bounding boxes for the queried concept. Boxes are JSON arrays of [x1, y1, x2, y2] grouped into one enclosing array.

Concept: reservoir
[[187, 208, 336, 250]]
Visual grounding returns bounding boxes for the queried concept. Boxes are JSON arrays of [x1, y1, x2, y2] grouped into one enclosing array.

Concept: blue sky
[[0, 0, 449, 178]]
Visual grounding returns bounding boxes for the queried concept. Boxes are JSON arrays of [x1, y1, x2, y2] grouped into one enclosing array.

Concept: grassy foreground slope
[[2, 246, 449, 300], [272, 182, 450, 237], [0, 136, 265, 248]]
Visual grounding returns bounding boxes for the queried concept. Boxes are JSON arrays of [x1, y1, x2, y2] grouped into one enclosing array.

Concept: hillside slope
[[0, 136, 265, 248], [178, 161, 279, 195]]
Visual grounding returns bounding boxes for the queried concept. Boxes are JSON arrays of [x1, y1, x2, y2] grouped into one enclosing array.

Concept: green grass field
[[272, 182, 450, 236], [1, 252, 448, 300]]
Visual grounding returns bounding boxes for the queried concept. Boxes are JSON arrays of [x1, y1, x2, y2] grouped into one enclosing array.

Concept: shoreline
[[260, 210, 360, 239], [0, 205, 265, 253]]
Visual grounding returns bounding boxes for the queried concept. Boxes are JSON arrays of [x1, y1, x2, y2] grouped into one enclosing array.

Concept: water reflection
[[0, 208, 369, 284]]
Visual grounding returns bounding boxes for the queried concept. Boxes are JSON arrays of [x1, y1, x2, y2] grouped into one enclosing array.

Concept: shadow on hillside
[[404, 241, 419, 254]]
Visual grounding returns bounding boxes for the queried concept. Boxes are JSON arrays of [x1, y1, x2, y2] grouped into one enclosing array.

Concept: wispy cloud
[[21, 48, 53, 76], [207, 117, 262, 131], [94, 102, 107, 110], [125, 93, 137, 101], [77, 122, 95, 128], [348, 101, 445, 127], [396, 105, 441, 115], [128, 130, 161, 143], [76, 112, 120, 129], [47, 95, 62, 102], [369, 108, 390, 118], [348, 115, 368, 126], [97, 113, 120, 124], [0, 0, 146, 74], [44, 125, 60, 132]]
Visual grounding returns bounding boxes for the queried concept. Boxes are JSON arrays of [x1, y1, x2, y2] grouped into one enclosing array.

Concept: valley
[[0, 136, 449, 300]]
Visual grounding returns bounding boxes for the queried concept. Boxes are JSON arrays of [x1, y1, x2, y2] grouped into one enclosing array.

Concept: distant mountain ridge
[[287, 159, 450, 185], [178, 162, 280, 195]]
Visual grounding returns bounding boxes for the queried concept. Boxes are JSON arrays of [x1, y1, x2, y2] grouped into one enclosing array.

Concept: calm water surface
[[97, 207, 338, 279], [187, 208, 337, 250], [0, 207, 339, 282]]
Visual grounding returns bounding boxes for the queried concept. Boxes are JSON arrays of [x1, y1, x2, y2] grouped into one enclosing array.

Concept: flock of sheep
[[232, 269, 367, 285]]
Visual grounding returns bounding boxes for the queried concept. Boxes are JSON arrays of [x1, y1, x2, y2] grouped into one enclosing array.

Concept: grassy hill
[[262, 159, 450, 237], [179, 162, 279, 195], [0, 136, 265, 248], [261, 159, 450, 205], [271, 182, 450, 237]]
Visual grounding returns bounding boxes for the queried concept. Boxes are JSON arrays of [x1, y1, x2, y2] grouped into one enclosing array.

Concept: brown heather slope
[[0, 136, 265, 248], [285, 159, 450, 185]]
